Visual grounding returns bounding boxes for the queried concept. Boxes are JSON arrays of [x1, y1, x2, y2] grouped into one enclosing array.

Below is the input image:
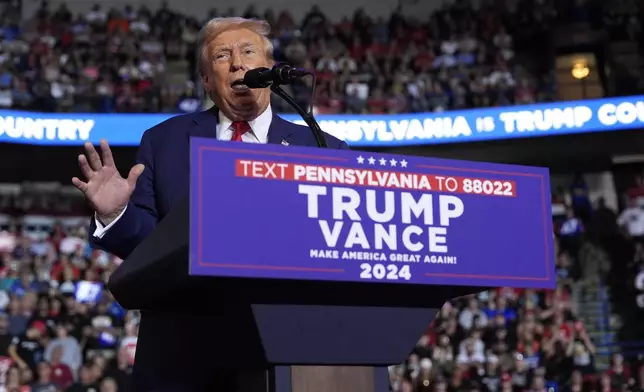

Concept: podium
[[108, 139, 555, 392]]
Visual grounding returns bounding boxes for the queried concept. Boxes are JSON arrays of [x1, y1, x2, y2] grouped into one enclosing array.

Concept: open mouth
[[230, 79, 249, 91]]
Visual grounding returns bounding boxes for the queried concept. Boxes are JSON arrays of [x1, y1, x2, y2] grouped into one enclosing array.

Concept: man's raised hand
[[72, 139, 144, 224]]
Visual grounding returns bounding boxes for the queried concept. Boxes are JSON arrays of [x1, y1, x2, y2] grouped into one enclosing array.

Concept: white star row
[[356, 155, 408, 168]]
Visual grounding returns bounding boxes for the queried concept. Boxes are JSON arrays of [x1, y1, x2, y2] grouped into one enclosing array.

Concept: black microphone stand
[[270, 85, 328, 148]]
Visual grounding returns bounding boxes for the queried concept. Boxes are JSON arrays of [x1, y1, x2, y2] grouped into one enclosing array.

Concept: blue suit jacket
[[86, 109, 437, 392], [89, 107, 348, 259], [88, 108, 349, 391]]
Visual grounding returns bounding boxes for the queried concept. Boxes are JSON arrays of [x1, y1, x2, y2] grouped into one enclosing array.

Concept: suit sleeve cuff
[[93, 206, 128, 239]]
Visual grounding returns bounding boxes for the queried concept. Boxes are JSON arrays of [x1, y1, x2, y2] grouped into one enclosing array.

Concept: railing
[[596, 341, 644, 358], [595, 280, 644, 360], [598, 280, 612, 347]]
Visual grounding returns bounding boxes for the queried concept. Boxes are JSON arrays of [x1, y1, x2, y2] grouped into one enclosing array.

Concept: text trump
[[298, 185, 464, 253]]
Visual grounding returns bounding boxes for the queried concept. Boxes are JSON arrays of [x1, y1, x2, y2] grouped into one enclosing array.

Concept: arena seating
[[0, 1, 643, 391], [3, 180, 643, 391], [0, 0, 553, 116]]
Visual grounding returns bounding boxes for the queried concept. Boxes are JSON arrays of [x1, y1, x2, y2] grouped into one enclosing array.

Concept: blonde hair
[[196, 17, 274, 75]]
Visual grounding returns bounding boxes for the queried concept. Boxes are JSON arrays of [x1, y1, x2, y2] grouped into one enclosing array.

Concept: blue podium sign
[[189, 138, 555, 289]]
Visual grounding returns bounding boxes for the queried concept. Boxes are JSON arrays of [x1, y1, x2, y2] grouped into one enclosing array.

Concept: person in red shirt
[[556, 316, 573, 341], [626, 176, 644, 206], [348, 35, 364, 59], [49, 346, 74, 390], [413, 45, 434, 71], [410, 26, 427, 42], [59, 27, 74, 49], [316, 90, 344, 114], [49, 224, 66, 253], [367, 88, 387, 114], [50, 254, 80, 282], [598, 372, 619, 392], [543, 313, 572, 342], [497, 287, 523, 300], [517, 331, 540, 354], [608, 353, 632, 387], [549, 285, 572, 305], [107, 17, 129, 34], [366, 42, 387, 57]]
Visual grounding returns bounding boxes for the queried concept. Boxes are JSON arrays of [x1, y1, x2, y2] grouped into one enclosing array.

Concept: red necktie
[[230, 121, 251, 142]]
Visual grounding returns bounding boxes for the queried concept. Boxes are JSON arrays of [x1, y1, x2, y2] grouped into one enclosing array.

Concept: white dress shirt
[[92, 106, 273, 239]]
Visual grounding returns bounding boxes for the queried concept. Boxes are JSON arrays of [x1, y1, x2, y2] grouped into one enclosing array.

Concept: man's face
[[37, 362, 50, 378], [201, 27, 272, 121], [52, 346, 63, 362], [26, 327, 41, 339]]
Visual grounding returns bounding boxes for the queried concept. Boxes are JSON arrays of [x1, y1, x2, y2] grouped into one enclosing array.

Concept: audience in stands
[[4, 179, 644, 392], [387, 179, 644, 392], [389, 278, 602, 391], [0, 0, 643, 391], [0, 0, 558, 115]]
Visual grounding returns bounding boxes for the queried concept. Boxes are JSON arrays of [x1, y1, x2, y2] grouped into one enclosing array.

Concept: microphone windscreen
[[243, 67, 270, 89]]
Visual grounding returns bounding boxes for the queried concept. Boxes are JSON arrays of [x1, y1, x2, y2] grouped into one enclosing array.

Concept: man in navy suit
[[72, 17, 347, 391]]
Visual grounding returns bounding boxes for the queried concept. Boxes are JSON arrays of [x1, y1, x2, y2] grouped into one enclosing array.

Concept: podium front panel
[[190, 139, 555, 290]]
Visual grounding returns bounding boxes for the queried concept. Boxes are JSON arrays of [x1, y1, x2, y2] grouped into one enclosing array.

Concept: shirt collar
[[217, 105, 273, 143]]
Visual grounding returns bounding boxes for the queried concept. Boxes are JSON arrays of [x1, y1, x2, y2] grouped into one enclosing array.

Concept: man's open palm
[[72, 139, 144, 219]]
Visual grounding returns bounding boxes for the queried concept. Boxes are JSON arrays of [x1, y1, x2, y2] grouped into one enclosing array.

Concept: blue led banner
[[0, 95, 643, 147]]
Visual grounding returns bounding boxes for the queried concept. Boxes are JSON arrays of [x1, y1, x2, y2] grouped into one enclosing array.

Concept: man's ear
[[200, 72, 209, 91]]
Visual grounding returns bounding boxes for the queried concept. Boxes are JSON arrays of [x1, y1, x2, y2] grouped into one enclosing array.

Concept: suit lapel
[[188, 106, 219, 139], [267, 114, 294, 146], [190, 108, 296, 145]]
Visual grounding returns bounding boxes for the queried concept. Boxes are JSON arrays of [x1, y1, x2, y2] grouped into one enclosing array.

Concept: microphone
[[243, 64, 309, 89], [244, 63, 327, 148]]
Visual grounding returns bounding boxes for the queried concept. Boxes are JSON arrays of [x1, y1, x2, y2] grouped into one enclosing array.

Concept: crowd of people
[[0, 0, 560, 115], [0, 0, 643, 391], [596, 178, 644, 353], [0, 187, 135, 391], [0, 178, 641, 392], [0, 0, 196, 114], [385, 176, 644, 392], [389, 283, 599, 392]]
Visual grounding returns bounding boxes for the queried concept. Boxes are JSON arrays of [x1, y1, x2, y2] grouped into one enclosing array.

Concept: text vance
[[299, 184, 464, 253]]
